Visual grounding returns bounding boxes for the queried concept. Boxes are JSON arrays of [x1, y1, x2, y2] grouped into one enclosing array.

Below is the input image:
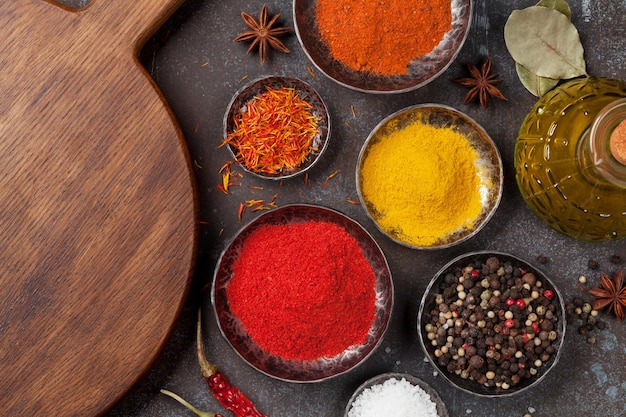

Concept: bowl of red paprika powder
[[417, 251, 566, 397], [222, 75, 330, 179], [212, 204, 394, 382], [293, 0, 472, 93]]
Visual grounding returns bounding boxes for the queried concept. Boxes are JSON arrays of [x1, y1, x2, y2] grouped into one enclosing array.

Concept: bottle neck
[[581, 98, 626, 188]]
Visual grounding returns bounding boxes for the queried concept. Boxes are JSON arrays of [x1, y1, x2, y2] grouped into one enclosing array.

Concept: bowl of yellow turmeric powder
[[356, 104, 503, 249]]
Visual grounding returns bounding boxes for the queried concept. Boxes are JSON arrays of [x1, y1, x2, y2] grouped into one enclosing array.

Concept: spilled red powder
[[315, 0, 452, 75], [226, 221, 377, 361]]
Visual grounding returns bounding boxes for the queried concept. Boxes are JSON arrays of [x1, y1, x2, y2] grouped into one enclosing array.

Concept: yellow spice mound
[[360, 120, 482, 247]]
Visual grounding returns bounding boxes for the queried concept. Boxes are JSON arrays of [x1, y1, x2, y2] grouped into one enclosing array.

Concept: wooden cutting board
[[0, 1, 196, 415]]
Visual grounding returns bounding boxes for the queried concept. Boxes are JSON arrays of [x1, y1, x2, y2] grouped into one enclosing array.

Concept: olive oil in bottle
[[515, 77, 626, 241]]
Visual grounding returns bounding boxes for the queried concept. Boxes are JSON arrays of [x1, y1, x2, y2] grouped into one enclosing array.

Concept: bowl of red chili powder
[[212, 204, 393, 382], [222, 76, 330, 179], [293, 0, 472, 93]]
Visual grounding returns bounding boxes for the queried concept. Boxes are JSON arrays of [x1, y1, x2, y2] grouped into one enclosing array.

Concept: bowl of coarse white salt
[[344, 372, 449, 417]]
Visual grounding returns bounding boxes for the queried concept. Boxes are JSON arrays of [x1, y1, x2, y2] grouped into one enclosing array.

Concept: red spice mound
[[315, 0, 452, 75], [226, 221, 377, 361]]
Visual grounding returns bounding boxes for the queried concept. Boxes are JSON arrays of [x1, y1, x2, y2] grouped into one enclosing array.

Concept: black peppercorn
[[444, 273, 457, 285], [476, 338, 486, 349], [486, 256, 500, 272], [438, 355, 450, 366], [489, 277, 501, 289], [465, 345, 477, 357], [522, 273, 536, 286], [540, 320, 553, 332], [469, 355, 485, 369]]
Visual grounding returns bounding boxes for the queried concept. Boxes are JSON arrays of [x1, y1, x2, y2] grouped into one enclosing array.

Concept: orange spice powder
[[315, 0, 452, 76]]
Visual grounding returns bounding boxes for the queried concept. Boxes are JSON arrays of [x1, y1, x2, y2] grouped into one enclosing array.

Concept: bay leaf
[[536, 0, 571, 19], [504, 6, 586, 79], [516, 62, 560, 97]]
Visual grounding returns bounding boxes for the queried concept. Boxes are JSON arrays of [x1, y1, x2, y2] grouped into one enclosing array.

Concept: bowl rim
[[222, 75, 331, 180], [211, 203, 394, 383], [355, 103, 504, 250], [417, 250, 567, 398], [344, 372, 449, 417], [293, 0, 474, 94]]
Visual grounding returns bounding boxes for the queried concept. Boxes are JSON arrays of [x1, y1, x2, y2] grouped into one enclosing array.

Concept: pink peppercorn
[[532, 322, 540, 334], [544, 289, 554, 300]]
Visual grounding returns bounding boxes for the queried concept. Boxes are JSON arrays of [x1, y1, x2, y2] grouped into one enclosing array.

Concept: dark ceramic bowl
[[344, 373, 449, 417], [293, 0, 472, 93], [212, 204, 393, 382], [417, 251, 566, 397], [356, 104, 503, 249], [223, 76, 330, 179]]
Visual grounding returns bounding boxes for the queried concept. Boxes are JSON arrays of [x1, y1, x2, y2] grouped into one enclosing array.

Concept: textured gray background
[[60, 0, 626, 416]]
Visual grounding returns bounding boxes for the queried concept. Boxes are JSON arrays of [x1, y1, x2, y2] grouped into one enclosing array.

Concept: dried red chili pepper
[[197, 312, 268, 417]]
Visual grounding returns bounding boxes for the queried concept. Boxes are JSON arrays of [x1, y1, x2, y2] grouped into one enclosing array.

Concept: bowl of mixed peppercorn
[[418, 251, 566, 397], [222, 75, 330, 179]]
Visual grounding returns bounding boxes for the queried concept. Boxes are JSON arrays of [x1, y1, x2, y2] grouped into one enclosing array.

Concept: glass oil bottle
[[515, 77, 626, 241]]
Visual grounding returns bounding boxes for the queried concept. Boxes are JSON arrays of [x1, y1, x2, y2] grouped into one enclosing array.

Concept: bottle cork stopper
[[610, 119, 626, 165]]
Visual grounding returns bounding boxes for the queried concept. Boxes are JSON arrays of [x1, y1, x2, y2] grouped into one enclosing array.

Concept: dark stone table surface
[[61, 1, 626, 416]]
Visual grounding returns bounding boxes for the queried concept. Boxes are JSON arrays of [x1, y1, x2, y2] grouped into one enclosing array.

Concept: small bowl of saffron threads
[[356, 104, 503, 249], [212, 204, 394, 382], [344, 373, 449, 417], [293, 0, 472, 93], [222, 75, 331, 179]]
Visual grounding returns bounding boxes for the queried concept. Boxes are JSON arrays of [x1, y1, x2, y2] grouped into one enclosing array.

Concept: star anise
[[455, 57, 507, 110], [588, 269, 626, 321], [233, 4, 292, 65]]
